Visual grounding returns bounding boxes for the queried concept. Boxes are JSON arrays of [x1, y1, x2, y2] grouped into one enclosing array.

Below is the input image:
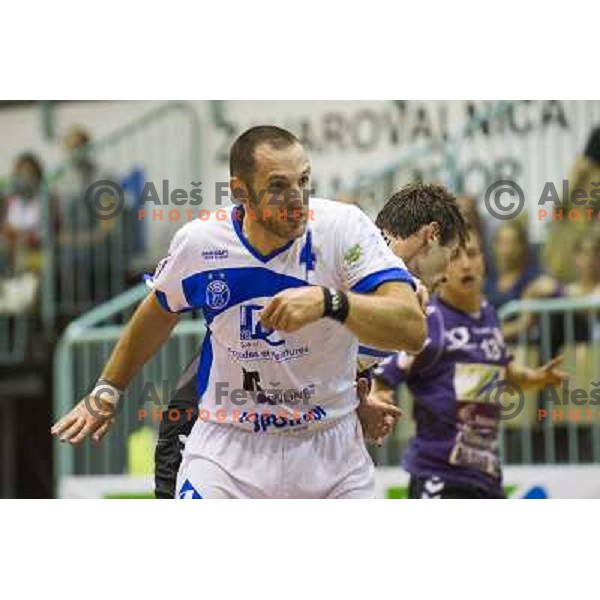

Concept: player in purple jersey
[[372, 229, 568, 498]]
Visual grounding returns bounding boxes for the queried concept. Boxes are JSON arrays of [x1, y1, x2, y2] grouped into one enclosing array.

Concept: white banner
[[59, 465, 600, 499]]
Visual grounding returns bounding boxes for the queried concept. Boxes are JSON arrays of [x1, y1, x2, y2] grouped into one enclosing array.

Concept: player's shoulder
[[310, 196, 365, 220], [424, 297, 447, 337], [309, 197, 372, 241], [169, 210, 232, 249], [427, 295, 444, 316], [481, 298, 501, 323]]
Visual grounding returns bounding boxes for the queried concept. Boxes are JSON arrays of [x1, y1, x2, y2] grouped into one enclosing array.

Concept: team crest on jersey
[[206, 274, 230, 310]]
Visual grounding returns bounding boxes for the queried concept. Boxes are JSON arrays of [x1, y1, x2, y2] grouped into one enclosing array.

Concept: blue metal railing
[[53, 283, 205, 485]]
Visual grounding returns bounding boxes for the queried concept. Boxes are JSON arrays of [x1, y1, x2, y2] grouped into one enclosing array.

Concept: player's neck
[[439, 290, 482, 315], [242, 214, 289, 256], [395, 237, 422, 267]]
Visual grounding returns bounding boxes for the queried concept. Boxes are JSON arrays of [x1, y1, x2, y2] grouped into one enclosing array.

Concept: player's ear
[[416, 223, 433, 248], [426, 222, 441, 246], [230, 177, 250, 205]]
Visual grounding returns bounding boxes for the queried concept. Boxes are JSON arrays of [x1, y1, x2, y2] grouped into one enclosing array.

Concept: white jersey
[[150, 197, 415, 434]]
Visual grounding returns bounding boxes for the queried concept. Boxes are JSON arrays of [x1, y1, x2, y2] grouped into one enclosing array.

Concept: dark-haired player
[[375, 183, 467, 293], [372, 229, 567, 498]]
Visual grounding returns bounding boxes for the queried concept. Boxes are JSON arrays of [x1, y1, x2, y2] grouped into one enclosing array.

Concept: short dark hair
[[375, 183, 468, 247], [230, 125, 299, 184]]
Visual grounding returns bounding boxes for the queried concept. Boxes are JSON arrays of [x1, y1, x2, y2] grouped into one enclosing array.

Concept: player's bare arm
[[260, 281, 426, 353], [506, 355, 569, 391], [51, 293, 180, 445], [345, 281, 426, 352]]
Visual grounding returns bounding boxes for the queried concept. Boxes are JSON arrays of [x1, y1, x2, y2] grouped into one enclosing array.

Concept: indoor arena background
[[1, 100, 600, 498]]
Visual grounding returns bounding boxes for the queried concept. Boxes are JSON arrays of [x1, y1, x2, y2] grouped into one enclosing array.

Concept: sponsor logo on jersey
[[239, 405, 327, 433], [445, 326, 471, 351], [240, 304, 284, 346], [202, 248, 229, 261], [228, 345, 311, 363], [344, 243, 362, 266]]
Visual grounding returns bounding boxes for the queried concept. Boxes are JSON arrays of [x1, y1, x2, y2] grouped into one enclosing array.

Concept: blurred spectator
[[485, 220, 558, 341], [543, 126, 600, 282], [62, 128, 103, 190], [57, 126, 117, 243], [456, 195, 484, 236], [1, 153, 44, 269], [564, 234, 600, 299], [54, 127, 124, 311], [0, 153, 52, 313], [548, 235, 600, 464], [0, 185, 8, 271], [550, 233, 600, 350]]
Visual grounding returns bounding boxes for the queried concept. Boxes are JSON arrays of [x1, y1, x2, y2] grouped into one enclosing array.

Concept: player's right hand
[[356, 378, 402, 446], [51, 393, 117, 445]]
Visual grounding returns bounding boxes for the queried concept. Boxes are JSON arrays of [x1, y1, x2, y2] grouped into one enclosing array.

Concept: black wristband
[[322, 287, 350, 323]]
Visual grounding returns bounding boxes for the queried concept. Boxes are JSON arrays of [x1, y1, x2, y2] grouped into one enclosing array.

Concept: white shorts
[[175, 412, 374, 499]]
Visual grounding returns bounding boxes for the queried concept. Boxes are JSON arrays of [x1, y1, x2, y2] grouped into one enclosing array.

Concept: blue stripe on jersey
[[358, 345, 394, 358], [155, 289, 172, 312], [351, 267, 415, 293], [182, 267, 308, 323], [232, 206, 296, 263], [196, 329, 214, 398], [154, 290, 196, 314]]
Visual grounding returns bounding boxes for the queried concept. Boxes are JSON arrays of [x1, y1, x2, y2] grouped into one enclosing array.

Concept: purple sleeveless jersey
[[374, 296, 512, 493]]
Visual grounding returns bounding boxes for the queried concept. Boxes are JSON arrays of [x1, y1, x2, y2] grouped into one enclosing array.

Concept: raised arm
[[505, 355, 568, 391]]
